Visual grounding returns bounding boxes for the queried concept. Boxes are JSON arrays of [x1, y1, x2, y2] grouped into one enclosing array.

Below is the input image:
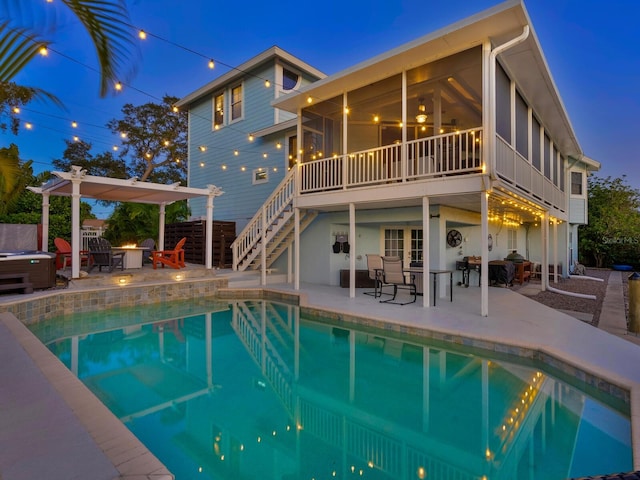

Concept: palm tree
[[0, 0, 137, 202]]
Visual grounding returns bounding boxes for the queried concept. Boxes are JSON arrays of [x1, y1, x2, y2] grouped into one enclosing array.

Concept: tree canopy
[[578, 176, 640, 268]]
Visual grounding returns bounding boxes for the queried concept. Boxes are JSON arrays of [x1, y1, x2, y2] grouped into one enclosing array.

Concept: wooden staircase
[[232, 169, 317, 272]]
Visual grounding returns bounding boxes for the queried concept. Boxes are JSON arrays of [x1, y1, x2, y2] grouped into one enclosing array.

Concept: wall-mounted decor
[[447, 229, 462, 248]]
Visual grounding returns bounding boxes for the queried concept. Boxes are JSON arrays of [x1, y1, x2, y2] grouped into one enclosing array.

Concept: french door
[[382, 228, 423, 266]]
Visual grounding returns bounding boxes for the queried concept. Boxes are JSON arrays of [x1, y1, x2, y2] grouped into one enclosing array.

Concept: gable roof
[[176, 46, 326, 108], [273, 0, 583, 159]]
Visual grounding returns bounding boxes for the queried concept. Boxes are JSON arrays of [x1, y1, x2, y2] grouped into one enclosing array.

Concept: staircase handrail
[[232, 168, 296, 270]]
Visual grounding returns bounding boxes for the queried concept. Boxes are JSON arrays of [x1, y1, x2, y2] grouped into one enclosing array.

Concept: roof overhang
[[251, 118, 297, 138], [273, 0, 583, 158], [176, 46, 326, 108], [30, 167, 223, 204]]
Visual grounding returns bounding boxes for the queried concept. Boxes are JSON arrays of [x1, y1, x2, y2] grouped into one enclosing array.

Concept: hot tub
[[0, 251, 57, 290]]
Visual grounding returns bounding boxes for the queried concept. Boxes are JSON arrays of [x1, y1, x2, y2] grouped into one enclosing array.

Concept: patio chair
[[87, 237, 126, 273], [379, 256, 416, 305], [364, 254, 392, 298], [53, 237, 89, 270], [140, 238, 156, 264], [151, 237, 187, 270]]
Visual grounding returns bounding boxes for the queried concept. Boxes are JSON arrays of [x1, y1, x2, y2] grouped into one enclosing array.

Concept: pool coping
[[1, 278, 640, 476]]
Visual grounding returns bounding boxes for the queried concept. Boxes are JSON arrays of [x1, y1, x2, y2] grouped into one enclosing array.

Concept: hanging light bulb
[[415, 98, 427, 123], [114, 81, 123, 91], [264, 79, 271, 88], [39, 46, 48, 56], [138, 30, 147, 40], [208, 59, 215, 69]]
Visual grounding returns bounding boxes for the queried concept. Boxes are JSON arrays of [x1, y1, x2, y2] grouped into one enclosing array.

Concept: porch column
[[541, 212, 549, 291], [481, 191, 489, 316], [422, 196, 430, 308], [158, 203, 166, 251], [71, 178, 81, 279], [294, 207, 300, 290], [349, 203, 356, 299], [205, 193, 214, 270], [552, 219, 558, 283], [41, 191, 50, 252]]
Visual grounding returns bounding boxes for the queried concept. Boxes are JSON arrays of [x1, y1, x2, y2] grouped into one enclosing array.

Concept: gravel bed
[[511, 268, 610, 326]]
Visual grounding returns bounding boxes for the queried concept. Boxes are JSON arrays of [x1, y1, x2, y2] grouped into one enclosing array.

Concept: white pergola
[[29, 166, 223, 279]]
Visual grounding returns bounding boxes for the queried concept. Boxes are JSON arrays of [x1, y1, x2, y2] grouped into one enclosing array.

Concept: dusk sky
[[3, 0, 639, 217]]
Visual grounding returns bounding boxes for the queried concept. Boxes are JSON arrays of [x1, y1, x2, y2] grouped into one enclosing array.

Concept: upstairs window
[[231, 84, 243, 121], [213, 92, 224, 128], [282, 68, 300, 91], [571, 171, 583, 195]]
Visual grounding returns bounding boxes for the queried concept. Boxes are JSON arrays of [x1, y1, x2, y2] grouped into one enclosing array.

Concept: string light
[[138, 30, 147, 40], [71, 121, 77, 128], [114, 81, 123, 91], [39, 46, 48, 56]]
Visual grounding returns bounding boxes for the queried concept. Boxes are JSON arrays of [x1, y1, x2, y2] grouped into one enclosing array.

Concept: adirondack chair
[[54, 237, 89, 270], [151, 237, 186, 269], [139, 238, 156, 264], [87, 237, 126, 273]]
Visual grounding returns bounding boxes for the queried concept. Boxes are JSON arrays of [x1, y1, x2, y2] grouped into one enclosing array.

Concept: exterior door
[[382, 228, 423, 266]]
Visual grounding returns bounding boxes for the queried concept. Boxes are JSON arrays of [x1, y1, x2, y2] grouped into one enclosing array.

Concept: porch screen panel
[[531, 116, 541, 171], [495, 63, 511, 143], [384, 229, 404, 258], [515, 91, 528, 159], [544, 133, 551, 180]]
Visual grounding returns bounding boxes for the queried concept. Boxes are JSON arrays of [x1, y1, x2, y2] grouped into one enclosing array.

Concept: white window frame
[[212, 91, 225, 130], [252, 168, 269, 185], [230, 83, 244, 123], [570, 170, 584, 196], [507, 228, 518, 251], [275, 62, 302, 96]]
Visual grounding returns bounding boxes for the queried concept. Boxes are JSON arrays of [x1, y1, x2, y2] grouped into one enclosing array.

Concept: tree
[[103, 201, 190, 246], [52, 139, 128, 178], [107, 95, 188, 183], [0, 1, 136, 97], [1, 0, 137, 207], [0, 168, 96, 251], [0, 143, 32, 214], [578, 176, 640, 268]]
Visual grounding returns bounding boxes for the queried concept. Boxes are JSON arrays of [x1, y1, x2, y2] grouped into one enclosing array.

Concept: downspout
[[488, 26, 530, 179]]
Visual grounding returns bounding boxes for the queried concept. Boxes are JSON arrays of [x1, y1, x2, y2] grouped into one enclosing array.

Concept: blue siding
[[187, 59, 299, 232]]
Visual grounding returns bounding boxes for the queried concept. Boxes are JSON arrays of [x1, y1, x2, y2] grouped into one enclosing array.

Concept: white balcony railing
[[299, 129, 483, 194]]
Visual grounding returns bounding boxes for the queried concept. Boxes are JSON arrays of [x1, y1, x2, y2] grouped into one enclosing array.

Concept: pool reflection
[[35, 299, 632, 480]]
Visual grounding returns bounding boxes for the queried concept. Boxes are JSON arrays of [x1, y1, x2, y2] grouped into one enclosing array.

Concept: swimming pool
[[31, 298, 632, 480]]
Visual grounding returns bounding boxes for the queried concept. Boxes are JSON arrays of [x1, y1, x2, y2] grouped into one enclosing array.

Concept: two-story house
[[180, 0, 599, 316]]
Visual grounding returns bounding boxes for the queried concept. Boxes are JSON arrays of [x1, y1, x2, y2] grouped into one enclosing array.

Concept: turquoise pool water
[[31, 299, 632, 480]]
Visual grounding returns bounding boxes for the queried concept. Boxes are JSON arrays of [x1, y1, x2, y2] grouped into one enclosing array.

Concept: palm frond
[[61, 0, 136, 97], [0, 21, 47, 83]]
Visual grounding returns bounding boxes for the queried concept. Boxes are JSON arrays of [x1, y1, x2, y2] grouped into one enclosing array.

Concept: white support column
[[287, 244, 293, 284], [41, 192, 50, 252], [349, 203, 356, 299], [71, 179, 81, 279], [159, 203, 166, 251], [481, 191, 489, 316], [422, 196, 430, 308], [205, 194, 214, 269], [553, 219, 558, 284], [541, 212, 549, 291], [294, 207, 300, 290]]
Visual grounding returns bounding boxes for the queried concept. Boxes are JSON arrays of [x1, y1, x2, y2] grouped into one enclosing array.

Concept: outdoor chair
[[364, 254, 392, 298], [53, 237, 89, 270], [140, 238, 156, 264], [379, 256, 417, 305], [151, 237, 186, 269], [87, 237, 126, 273]]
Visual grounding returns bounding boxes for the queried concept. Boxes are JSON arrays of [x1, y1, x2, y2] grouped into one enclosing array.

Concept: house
[[179, 0, 599, 316]]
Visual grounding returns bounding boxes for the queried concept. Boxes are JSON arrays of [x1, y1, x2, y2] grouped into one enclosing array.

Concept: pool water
[[32, 299, 632, 480]]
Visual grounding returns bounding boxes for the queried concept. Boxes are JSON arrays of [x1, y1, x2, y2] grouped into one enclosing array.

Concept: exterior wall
[[187, 61, 320, 233]]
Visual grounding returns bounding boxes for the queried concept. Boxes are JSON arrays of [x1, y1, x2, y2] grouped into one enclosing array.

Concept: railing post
[[342, 154, 348, 190]]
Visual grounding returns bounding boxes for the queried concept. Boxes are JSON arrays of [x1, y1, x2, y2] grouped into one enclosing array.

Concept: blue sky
[[4, 0, 639, 217]]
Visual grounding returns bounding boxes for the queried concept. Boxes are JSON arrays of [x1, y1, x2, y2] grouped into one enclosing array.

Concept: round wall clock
[[447, 229, 462, 247]]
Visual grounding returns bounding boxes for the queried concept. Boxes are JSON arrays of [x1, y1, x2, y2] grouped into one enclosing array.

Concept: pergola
[[28, 166, 223, 279]]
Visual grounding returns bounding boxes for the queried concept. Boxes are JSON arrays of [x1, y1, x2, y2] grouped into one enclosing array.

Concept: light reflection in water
[[32, 299, 632, 480]]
